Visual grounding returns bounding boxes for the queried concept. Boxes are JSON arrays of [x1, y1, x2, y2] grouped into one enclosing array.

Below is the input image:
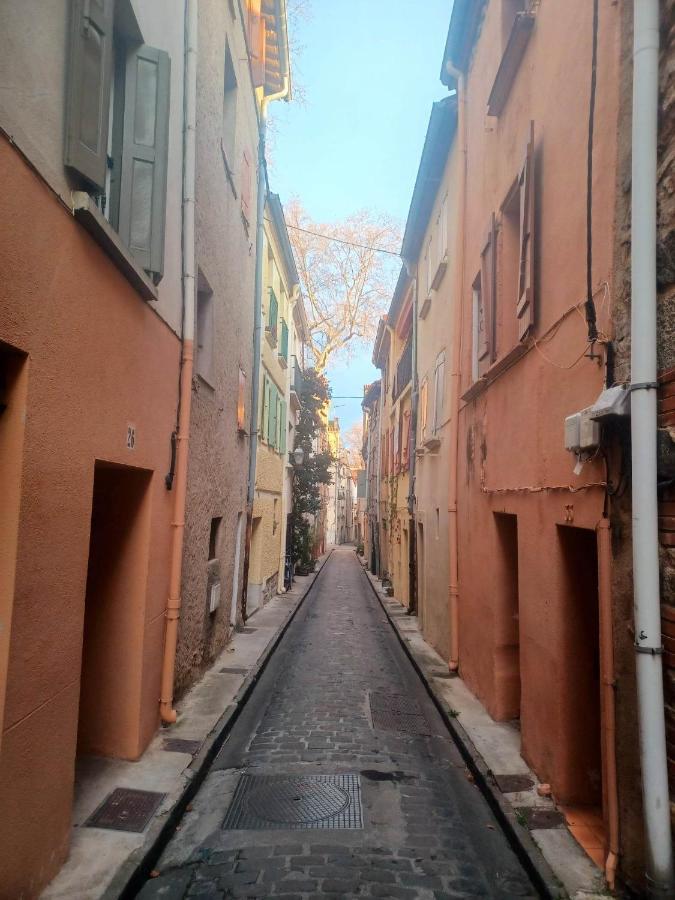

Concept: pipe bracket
[[634, 643, 664, 655], [629, 381, 658, 392]]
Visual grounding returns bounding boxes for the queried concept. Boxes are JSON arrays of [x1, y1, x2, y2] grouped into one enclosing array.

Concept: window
[[472, 273, 482, 383], [266, 288, 279, 345], [65, 0, 170, 284], [432, 351, 446, 434], [420, 378, 429, 441], [402, 410, 411, 470], [477, 215, 496, 375], [196, 272, 214, 385], [237, 367, 247, 431], [222, 42, 237, 168], [208, 516, 222, 561]]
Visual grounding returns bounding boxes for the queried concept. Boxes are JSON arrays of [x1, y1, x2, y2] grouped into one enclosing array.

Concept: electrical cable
[[282, 221, 401, 257]]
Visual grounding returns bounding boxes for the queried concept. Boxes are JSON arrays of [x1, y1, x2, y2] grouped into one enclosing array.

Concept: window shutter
[[517, 121, 535, 341], [262, 375, 271, 441], [64, 0, 114, 191], [480, 215, 497, 369], [279, 400, 287, 454], [118, 44, 171, 283], [269, 383, 278, 449], [402, 411, 411, 469]]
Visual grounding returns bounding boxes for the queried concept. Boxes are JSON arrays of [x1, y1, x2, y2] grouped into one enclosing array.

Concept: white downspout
[[631, 1, 674, 894]]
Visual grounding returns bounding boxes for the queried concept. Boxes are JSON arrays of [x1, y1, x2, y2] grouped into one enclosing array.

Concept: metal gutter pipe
[[445, 63, 466, 671], [160, 0, 197, 724], [630, 1, 674, 893]]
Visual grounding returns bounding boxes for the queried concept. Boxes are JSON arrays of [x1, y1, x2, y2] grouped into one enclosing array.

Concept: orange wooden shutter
[[237, 367, 246, 431], [517, 121, 535, 341]]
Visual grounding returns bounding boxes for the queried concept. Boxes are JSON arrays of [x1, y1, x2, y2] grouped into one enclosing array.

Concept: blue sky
[[269, 0, 454, 432]]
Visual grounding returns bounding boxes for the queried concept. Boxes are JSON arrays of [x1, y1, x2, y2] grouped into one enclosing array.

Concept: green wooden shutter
[[263, 376, 271, 442], [269, 383, 278, 450], [118, 45, 171, 282], [280, 400, 287, 453], [64, 0, 114, 191]]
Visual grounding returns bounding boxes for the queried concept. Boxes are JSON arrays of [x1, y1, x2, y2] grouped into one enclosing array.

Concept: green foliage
[[289, 369, 333, 570]]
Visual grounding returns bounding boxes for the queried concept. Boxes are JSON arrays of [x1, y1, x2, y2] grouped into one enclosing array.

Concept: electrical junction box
[[579, 409, 601, 450], [587, 384, 630, 422], [564, 413, 581, 451]]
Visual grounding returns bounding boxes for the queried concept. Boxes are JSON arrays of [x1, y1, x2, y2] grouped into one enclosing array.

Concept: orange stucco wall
[[0, 139, 180, 897], [456, 0, 621, 806]]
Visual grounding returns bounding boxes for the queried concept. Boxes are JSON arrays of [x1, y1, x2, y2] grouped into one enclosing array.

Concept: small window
[[196, 273, 214, 385], [223, 42, 237, 167], [472, 272, 482, 383], [420, 378, 428, 441], [65, 0, 170, 283], [498, 181, 521, 354], [208, 516, 222, 561], [237, 367, 247, 431]]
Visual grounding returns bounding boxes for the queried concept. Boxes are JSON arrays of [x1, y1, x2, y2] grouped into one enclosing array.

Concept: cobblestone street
[[138, 548, 538, 899]]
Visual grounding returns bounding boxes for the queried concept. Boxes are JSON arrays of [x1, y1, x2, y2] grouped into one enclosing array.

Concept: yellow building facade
[[248, 194, 299, 612]]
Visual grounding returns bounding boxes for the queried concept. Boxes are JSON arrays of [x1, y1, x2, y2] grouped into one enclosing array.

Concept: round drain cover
[[245, 779, 350, 824]]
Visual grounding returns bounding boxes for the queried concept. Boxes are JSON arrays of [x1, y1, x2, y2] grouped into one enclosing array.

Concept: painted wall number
[[127, 424, 136, 450]]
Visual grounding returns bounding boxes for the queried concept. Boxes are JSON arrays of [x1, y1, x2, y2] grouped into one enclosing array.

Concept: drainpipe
[[597, 517, 619, 891], [630, 1, 674, 894], [445, 63, 466, 671], [407, 269, 419, 613], [160, 0, 197, 724], [240, 61, 291, 618]]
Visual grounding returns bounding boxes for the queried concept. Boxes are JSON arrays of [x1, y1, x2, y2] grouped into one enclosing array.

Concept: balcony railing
[[392, 338, 413, 402]]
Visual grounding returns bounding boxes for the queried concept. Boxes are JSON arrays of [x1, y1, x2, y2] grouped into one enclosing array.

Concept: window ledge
[[430, 256, 448, 291], [463, 342, 529, 403], [487, 12, 535, 118], [72, 192, 158, 303], [424, 435, 441, 451]]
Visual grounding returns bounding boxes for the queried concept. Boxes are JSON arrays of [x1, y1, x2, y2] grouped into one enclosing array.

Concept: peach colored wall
[[0, 139, 180, 898], [455, 0, 621, 805]]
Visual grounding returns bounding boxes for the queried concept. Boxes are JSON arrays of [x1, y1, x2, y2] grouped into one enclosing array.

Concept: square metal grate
[[85, 788, 165, 832], [369, 692, 431, 735], [222, 773, 363, 831], [515, 807, 565, 829], [494, 774, 534, 794]]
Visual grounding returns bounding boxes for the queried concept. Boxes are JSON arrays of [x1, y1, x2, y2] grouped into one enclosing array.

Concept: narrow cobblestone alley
[[138, 548, 540, 899]]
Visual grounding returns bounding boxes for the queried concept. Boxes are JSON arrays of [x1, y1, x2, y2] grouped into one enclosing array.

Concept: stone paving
[[138, 547, 540, 899]]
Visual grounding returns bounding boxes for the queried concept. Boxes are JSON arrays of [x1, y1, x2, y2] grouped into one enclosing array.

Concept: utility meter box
[[564, 413, 581, 451]]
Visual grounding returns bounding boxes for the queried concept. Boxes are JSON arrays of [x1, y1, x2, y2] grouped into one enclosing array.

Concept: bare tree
[[341, 421, 365, 466], [285, 200, 401, 372]]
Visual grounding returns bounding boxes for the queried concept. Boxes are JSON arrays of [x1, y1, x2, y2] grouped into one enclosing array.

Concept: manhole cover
[[85, 788, 165, 832], [223, 774, 362, 830], [162, 738, 202, 755], [369, 692, 431, 735], [495, 774, 534, 793], [515, 807, 565, 829]]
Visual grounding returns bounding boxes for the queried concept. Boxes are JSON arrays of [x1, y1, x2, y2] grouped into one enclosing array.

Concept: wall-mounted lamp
[[291, 447, 305, 466]]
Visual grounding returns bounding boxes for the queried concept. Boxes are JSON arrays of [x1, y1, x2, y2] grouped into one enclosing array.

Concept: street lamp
[[292, 446, 305, 466]]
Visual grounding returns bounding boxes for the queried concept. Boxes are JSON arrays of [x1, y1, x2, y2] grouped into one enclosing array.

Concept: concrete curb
[[107, 551, 334, 900], [359, 560, 566, 900]]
